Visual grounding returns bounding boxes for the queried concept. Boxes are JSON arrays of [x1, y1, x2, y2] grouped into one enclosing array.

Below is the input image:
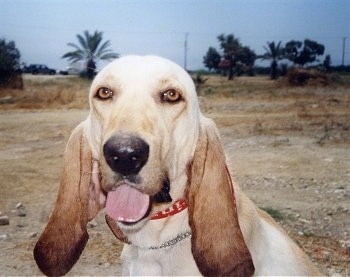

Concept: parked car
[[59, 67, 81, 75], [23, 64, 56, 75]]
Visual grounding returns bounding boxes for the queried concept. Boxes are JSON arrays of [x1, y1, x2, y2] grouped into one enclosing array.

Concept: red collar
[[151, 199, 188, 220]]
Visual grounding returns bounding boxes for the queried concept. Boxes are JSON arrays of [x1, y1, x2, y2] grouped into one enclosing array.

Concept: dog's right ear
[[33, 122, 105, 276]]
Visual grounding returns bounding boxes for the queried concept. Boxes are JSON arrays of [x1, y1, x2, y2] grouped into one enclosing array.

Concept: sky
[[1, 0, 349, 71]]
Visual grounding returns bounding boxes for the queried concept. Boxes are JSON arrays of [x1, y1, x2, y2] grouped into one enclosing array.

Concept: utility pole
[[184, 33, 189, 71], [342, 37, 347, 66]]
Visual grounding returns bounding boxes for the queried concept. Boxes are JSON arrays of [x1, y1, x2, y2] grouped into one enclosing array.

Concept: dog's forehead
[[105, 55, 184, 74], [93, 55, 194, 90]]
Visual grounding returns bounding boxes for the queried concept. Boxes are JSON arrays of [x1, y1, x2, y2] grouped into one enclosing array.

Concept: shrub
[[192, 74, 208, 95], [287, 68, 329, 86], [0, 38, 22, 88]]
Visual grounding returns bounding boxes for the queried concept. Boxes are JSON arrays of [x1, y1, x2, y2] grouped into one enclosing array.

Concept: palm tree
[[261, 41, 284, 80], [62, 30, 119, 79]]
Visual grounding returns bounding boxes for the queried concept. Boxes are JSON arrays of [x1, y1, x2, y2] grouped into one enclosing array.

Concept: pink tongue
[[106, 184, 150, 223]]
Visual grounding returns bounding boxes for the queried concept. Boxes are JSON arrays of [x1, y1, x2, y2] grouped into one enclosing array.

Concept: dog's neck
[[140, 230, 192, 250]]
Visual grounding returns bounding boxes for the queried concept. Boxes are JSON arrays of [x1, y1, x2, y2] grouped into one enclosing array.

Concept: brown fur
[[33, 123, 102, 276], [185, 119, 255, 276]]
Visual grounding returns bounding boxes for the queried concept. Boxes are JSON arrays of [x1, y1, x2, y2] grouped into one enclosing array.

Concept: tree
[[216, 34, 256, 79], [217, 34, 241, 80], [0, 38, 22, 87], [236, 46, 256, 76], [284, 39, 325, 67], [261, 41, 284, 79], [203, 47, 221, 72], [62, 30, 119, 79]]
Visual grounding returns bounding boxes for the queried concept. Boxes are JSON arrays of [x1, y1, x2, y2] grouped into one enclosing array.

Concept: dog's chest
[[121, 240, 201, 276]]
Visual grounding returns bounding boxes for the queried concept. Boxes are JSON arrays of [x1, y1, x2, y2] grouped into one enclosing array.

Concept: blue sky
[[1, 0, 349, 70]]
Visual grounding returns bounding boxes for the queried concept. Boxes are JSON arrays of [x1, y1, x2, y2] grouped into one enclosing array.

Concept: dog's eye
[[161, 89, 182, 103], [95, 87, 113, 100]]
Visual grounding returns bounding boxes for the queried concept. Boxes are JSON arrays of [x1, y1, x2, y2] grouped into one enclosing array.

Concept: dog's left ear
[[34, 122, 105, 276], [185, 118, 255, 277]]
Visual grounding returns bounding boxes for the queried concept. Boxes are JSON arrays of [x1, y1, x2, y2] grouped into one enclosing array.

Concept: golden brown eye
[[95, 87, 113, 100], [161, 89, 182, 103]]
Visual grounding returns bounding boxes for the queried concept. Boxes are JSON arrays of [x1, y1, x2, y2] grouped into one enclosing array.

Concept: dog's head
[[34, 55, 253, 276], [86, 55, 201, 226]]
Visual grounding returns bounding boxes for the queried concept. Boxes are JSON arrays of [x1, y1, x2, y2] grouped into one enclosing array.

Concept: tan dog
[[34, 55, 320, 276]]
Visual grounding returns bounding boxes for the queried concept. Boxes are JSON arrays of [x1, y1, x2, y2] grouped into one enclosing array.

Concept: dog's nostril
[[103, 135, 149, 176]]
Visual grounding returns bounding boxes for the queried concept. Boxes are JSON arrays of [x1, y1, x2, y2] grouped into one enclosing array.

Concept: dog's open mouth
[[105, 178, 172, 224], [106, 183, 150, 224]]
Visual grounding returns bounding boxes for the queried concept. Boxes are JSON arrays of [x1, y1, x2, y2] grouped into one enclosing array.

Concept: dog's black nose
[[103, 134, 149, 176]]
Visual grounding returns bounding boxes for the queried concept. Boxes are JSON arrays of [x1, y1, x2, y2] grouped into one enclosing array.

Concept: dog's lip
[[121, 174, 142, 184], [106, 176, 147, 196]]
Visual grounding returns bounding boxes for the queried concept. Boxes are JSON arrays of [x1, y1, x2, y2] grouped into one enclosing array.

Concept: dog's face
[[87, 55, 200, 224]]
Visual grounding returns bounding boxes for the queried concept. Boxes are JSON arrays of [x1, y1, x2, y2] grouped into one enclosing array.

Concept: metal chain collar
[[146, 230, 192, 250]]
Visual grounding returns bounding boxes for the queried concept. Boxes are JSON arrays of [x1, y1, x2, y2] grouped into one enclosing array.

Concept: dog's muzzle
[[103, 133, 172, 225]]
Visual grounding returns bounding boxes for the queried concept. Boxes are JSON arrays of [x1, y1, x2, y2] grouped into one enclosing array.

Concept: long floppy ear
[[185, 118, 255, 276], [33, 122, 105, 276]]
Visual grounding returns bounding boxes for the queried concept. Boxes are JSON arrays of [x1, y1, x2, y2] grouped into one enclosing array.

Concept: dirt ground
[[0, 75, 349, 276]]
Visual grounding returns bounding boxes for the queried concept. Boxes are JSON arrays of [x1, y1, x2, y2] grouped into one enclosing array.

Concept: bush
[[286, 68, 329, 86], [192, 74, 208, 95], [0, 38, 22, 88]]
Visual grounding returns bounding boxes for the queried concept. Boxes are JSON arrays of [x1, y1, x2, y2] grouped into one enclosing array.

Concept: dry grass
[[0, 74, 90, 109], [198, 75, 278, 96]]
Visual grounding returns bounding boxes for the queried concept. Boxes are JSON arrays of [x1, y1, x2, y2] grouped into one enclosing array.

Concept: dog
[[34, 55, 320, 276]]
